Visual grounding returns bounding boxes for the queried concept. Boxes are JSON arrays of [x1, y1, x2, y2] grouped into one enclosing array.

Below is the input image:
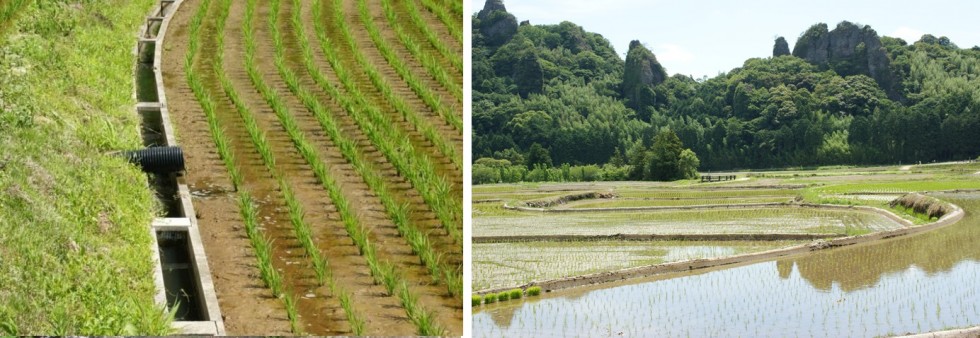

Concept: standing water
[[473, 193, 980, 337]]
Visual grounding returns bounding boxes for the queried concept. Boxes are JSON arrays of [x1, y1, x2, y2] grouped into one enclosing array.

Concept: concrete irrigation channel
[[154, 0, 462, 335], [133, 0, 225, 334]]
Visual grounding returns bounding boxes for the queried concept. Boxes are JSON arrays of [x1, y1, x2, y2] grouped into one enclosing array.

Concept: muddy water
[[474, 193, 980, 337]]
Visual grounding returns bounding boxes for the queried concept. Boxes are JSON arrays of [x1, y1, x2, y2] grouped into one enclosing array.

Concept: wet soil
[[162, 0, 462, 334]]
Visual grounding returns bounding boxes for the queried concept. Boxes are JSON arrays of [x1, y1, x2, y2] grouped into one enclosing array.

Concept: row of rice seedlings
[[316, 0, 462, 240], [283, 0, 461, 296], [336, 0, 462, 134], [279, 0, 456, 296], [473, 288, 533, 306], [376, 0, 462, 100], [195, 0, 308, 333], [319, 0, 463, 159], [397, 281, 444, 335], [388, 0, 461, 74], [245, 0, 441, 334], [416, 0, 461, 44], [183, 0, 284, 321]]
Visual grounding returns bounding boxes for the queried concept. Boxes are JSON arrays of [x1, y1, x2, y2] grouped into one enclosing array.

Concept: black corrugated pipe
[[122, 146, 185, 173]]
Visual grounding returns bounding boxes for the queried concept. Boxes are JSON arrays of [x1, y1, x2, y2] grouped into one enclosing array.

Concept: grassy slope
[[0, 0, 171, 335]]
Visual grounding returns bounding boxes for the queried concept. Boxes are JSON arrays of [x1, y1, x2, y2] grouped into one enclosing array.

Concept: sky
[[468, 0, 980, 79]]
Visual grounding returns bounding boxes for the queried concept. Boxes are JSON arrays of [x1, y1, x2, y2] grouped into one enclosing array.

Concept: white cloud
[[655, 43, 695, 64], [891, 26, 925, 43]]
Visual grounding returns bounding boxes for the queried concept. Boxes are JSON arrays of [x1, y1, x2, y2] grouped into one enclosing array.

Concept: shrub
[[509, 289, 522, 300], [527, 286, 542, 296], [483, 293, 497, 304], [471, 295, 482, 306], [497, 291, 510, 302]]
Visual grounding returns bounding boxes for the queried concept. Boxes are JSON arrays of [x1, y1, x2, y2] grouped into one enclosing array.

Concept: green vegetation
[[527, 286, 542, 296], [472, 295, 483, 306], [484, 293, 497, 304], [509, 289, 523, 300], [310, 0, 461, 295], [0, 0, 174, 334], [473, 4, 980, 176], [497, 291, 510, 302]]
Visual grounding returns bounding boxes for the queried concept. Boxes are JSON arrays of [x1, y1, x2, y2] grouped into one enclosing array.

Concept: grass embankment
[[0, 0, 172, 335]]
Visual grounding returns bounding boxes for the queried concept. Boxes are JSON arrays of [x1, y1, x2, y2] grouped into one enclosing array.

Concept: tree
[[650, 130, 684, 181], [625, 140, 649, 180], [525, 143, 552, 169], [678, 149, 700, 179], [608, 147, 626, 167]]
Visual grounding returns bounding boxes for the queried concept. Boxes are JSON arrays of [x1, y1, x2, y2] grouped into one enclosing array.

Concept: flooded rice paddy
[[473, 240, 802, 291], [475, 207, 903, 237], [473, 193, 980, 337]]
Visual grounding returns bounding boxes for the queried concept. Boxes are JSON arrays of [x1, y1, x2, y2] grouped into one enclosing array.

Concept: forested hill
[[472, 0, 980, 172]]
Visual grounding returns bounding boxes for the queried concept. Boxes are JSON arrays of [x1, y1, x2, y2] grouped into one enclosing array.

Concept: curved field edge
[[473, 200, 965, 295], [0, 0, 172, 335]]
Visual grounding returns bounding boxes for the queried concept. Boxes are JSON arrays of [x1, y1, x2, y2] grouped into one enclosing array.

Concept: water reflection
[[474, 194, 980, 337]]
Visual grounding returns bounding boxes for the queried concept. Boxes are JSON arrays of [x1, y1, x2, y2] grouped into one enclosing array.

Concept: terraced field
[[161, 0, 461, 335], [472, 182, 923, 294]]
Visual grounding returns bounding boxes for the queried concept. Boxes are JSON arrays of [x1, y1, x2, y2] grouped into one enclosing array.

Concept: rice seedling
[[472, 295, 483, 306], [282, 291, 301, 334], [527, 286, 542, 296], [318, 0, 463, 170], [313, 0, 462, 243], [416, 0, 461, 44], [484, 293, 497, 304], [274, 0, 459, 297], [240, 0, 448, 333], [341, 0, 462, 134], [509, 289, 523, 300], [497, 291, 510, 302], [397, 281, 445, 336], [386, 0, 461, 73], [376, 0, 462, 101]]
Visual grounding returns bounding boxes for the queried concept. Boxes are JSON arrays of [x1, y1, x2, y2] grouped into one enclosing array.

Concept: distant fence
[[701, 175, 736, 182]]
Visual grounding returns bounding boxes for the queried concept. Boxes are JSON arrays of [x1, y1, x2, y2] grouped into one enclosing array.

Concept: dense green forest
[[472, 0, 980, 183]]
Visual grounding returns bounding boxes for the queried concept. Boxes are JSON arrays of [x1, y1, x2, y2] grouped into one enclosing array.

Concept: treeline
[[472, 4, 980, 181]]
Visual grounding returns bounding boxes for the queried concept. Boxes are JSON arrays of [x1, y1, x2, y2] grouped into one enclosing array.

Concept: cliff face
[[477, 0, 518, 47], [622, 40, 667, 117], [773, 36, 790, 57], [792, 21, 898, 99]]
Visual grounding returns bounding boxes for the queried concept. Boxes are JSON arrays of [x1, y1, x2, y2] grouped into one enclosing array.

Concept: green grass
[[0, 0, 174, 334], [509, 289, 522, 300], [483, 293, 497, 304], [0, 0, 28, 36]]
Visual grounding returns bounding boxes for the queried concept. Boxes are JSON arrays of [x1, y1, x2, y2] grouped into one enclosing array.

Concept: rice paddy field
[[475, 207, 901, 237], [473, 162, 980, 336], [161, 0, 462, 335], [473, 240, 803, 291]]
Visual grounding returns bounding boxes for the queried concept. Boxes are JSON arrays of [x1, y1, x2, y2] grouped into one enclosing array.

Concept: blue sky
[[469, 0, 980, 79]]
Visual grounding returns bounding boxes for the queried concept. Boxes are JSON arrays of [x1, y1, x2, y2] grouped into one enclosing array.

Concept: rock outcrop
[[773, 36, 790, 57], [477, 0, 518, 47], [622, 40, 667, 116], [792, 21, 898, 99]]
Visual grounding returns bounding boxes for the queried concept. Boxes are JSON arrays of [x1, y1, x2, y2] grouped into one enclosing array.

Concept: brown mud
[[161, 0, 462, 334]]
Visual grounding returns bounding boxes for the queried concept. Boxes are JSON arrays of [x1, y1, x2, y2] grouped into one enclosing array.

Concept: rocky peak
[[773, 36, 790, 57], [479, 0, 506, 16], [792, 21, 899, 99], [622, 40, 667, 117], [477, 0, 518, 47]]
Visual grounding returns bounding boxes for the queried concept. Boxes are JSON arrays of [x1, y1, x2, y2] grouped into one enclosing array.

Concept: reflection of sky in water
[[474, 194, 980, 337]]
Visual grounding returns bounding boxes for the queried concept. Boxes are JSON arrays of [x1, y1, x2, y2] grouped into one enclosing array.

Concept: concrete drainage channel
[[133, 0, 226, 335]]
